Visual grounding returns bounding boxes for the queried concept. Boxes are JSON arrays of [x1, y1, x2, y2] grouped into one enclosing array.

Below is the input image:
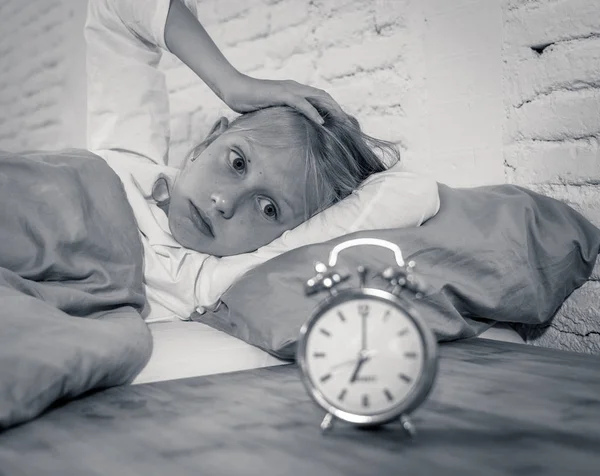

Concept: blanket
[[0, 149, 152, 431]]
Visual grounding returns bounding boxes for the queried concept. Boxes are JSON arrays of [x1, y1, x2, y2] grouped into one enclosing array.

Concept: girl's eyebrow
[[237, 138, 298, 221]]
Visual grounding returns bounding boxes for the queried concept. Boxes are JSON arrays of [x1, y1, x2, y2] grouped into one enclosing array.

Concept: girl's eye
[[230, 151, 246, 172], [258, 197, 278, 220]]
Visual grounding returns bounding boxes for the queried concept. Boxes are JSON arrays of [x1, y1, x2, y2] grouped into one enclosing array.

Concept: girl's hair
[[211, 98, 399, 219]]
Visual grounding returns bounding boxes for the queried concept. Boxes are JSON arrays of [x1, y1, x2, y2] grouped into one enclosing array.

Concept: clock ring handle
[[328, 238, 405, 267]]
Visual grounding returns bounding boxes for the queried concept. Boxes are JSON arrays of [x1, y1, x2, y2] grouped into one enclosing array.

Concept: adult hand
[[223, 73, 344, 125]]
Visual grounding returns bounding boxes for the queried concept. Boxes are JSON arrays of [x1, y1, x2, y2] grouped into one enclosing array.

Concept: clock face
[[303, 294, 426, 418]]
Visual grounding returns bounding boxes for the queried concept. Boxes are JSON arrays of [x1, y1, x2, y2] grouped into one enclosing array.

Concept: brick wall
[[0, 0, 88, 151], [161, 0, 507, 187], [3, 0, 597, 197]]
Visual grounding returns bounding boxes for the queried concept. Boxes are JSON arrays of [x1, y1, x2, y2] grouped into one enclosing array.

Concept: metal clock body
[[296, 238, 438, 434]]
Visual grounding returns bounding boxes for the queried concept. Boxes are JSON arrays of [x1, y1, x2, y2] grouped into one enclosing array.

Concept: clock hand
[[349, 355, 371, 383], [361, 313, 367, 352], [329, 350, 379, 372], [329, 358, 357, 371]]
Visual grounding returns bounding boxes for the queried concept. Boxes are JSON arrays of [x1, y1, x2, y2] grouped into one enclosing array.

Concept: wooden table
[[1, 338, 599, 476]]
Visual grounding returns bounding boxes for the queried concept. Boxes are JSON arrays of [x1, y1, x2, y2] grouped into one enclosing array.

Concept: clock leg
[[400, 414, 416, 438], [320, 412, 335, 433]]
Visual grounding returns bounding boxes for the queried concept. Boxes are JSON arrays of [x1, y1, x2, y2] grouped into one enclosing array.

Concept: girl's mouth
[[188, 202, 214, 238]]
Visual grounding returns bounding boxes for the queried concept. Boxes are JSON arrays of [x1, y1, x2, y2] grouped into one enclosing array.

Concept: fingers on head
[[294, 97, 324, 124]]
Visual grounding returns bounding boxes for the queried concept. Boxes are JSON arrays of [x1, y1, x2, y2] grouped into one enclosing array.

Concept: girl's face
[[168, 122, 316, 256]]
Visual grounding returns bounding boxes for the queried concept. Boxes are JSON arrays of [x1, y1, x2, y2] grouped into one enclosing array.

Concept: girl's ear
[[207, 116, 230, 137], [185, 117, 230, 166]]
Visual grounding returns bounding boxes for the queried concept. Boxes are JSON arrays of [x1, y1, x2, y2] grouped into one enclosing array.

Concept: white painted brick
[[261, 23, 313, 63], [507, 89, 600, 142], [319, 32, 408, 80], [428, 99, 492, 153], [213, 0, 250, 22], [312, 7, 372, 47], [164, 61, 202, 93], [592, 258, 600, 281], [504, 139, 600, 184], [252, 53, 317, 85], [189, 101, 233, 142], [327, 69, 409, 114], [427, 52, 503, 103], [374, 0, 409, 31], [191, 1, 218, 27], [169, 85, 208, 117], [25, 125, 67, 151], [169, 113, 192, 144], [269, 0, 309, 33], [219, 6, 270, 46], [0, 0, 77, 152], [425, 0, 500, 60], [417, 148, 477, 187], [311, 0, 367, 16], [226, 23, 314, 73], [168, 140, 193, 169], [358, 113, 411, 145], [506, 37, 600, 107], [505, 0, 600, 48], [424, 0, 483, 15], [529, 183, 600, 228], [523, 280, 600, 354], [224, 39, 270, 73]]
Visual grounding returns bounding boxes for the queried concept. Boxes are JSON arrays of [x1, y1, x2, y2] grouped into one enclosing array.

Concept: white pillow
[[194, 161, 440, 312]]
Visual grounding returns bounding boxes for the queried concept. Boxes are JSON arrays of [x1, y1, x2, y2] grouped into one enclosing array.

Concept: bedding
[[198, 183, 600, 360], [0, 149, 152, 430], [133, 319, 524, 385], [133, 320, 286, 384]]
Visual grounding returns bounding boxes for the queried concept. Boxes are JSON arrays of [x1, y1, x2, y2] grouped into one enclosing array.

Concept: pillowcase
[[194, 161, 440, 310], [195, 184, 600, 359]]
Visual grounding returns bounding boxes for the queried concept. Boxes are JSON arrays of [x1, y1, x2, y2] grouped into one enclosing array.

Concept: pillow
[[194, 184, 600, 360], [194, 161, 440, 310]]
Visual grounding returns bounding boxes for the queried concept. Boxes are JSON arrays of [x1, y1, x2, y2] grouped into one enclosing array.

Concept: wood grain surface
[[1, 338, 599, 476]]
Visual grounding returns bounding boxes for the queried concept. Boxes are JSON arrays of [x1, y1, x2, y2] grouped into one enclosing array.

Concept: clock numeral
[[320, 373, 332, 383], [337, 311, 346, 323], [313, 352, 326, 359], [397, 327, 409, 337], [319, 328, 331, 337], [383, 388, 394, 402], [358, 304, 370, 317], [338, 388, 347, 402], [399, 373, 412, 384], [362, 394, 370, 408], [404, 351, 418, 359], [383, 310, 391, 321]]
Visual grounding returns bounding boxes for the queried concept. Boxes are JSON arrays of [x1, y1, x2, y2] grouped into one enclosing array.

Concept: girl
[[85, 0, 440, 321]]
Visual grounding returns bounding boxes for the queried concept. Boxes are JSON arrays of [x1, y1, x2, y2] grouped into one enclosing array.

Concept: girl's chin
[[169, 220, 210, 253]]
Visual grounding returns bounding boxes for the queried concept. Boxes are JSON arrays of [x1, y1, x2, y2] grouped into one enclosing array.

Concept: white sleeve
[[85, 0, 199, 166]]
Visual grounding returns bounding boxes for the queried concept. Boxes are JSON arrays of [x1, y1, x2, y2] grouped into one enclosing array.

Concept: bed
[[1, 149, 599, 431], [133, 319, 524, 385]]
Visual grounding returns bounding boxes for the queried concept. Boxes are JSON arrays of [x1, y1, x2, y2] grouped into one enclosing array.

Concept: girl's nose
[[211, 192, 235, 219]]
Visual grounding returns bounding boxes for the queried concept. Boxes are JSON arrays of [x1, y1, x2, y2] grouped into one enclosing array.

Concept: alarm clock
[[296, 238, 438, 436]]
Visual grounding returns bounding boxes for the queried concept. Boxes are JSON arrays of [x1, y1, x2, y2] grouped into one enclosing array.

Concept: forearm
[[164, 0, 241, 102]]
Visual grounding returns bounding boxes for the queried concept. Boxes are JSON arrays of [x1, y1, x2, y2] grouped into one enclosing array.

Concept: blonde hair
[[225, 98, 400, 219]]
